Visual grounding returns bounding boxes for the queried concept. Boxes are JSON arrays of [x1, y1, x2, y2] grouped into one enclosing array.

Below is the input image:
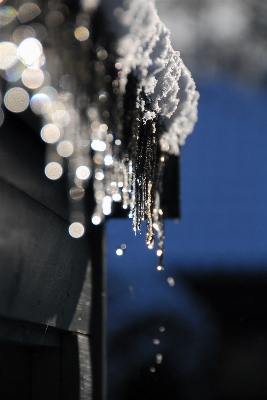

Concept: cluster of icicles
[[0, 0, 199, 269]]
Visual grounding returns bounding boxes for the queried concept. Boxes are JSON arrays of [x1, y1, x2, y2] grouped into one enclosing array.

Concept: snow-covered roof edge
[[82, 0, 199, 155]]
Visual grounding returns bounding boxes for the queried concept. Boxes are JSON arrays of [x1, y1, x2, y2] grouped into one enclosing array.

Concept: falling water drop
[[116, 248, 123, 256], [167, 277, 175, 287], [156, 353, 163, 364]]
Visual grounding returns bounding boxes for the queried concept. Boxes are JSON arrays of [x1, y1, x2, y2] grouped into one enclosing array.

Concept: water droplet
[[159, 326, 165, 332], [153, 338, 160, 345], [116, 248, 123, 256], [150, 367, 156, 373], [156, 265, 164, 271], [156, 353, 163, 364], [121, 244, 126, 250], [167, 277, 175, 287]]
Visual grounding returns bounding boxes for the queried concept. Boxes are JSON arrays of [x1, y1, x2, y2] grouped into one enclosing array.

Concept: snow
[[84, 0, 199, 155]]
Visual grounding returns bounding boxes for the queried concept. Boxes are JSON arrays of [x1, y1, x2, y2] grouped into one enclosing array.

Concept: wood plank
[[77, 333, 93, 400], [0, 178, 91, 333], [60, 333, 82, 400], [0, 316, 60, 347]]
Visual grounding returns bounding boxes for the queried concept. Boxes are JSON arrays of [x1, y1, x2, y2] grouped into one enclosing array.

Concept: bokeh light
[[0, 6, 17, 26], [69, 187, 85, 201], [74, 26, 90, 41], [91, 140, 106, 151], [76, 166, 91, 180], [103, 196, 112, 215], [92, 215, 101, 225], [95, 169, 104, 181], [22, 67, 44, 89], [69, 222, 85, 238], [18, 38, 43, 66], [104, 154, 113, 166], [44, 162, 63, 180], [30, 23, 47, 41], [0, 42, 18, 70], [13, 25, 36, 45], [52, 109, 70, 127], [18, 3, 41, 23], [1, 61, 25, 82], [30, 93, 50, 115], [39, 86, 58, 101], [45, 11, 64, 28], [57, 140, 74, 157], [112, 193, 121, 202], [4, 87, 29, 113], [41, 124, 60, 143]]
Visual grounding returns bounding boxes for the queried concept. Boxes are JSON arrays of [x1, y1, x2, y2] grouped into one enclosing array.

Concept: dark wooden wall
[[0, 109, 102, 399]]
